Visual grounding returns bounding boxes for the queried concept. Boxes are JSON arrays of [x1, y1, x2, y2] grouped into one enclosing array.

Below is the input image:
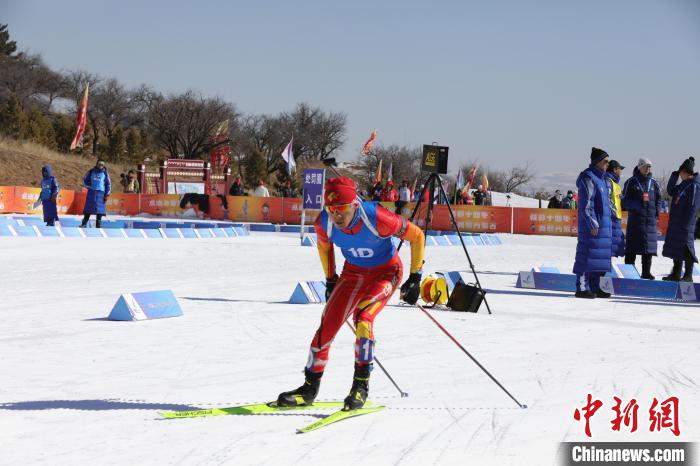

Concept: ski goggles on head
[[325, 202, 356, 215]]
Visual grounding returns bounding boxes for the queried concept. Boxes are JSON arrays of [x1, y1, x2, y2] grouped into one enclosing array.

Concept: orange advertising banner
[[282, 198, 321, 225], [12, 187, 76, 217], [513, 208, 578, 236], [0, 186, 15, 213], [408, 203, 511, 233], [227, 196, 285, 223], [0, 185, 676, 239]]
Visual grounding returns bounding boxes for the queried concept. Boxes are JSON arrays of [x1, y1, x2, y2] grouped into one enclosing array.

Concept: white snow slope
[[0, 233, 698, 465]]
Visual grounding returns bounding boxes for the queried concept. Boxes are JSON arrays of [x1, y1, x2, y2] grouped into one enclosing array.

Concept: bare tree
[[459, 160, 534, 194], [147, 90, 238, 159], [502, 162, 535, 193], [0, 52, 53, 108], [356, 144, 422, 190], [90, 78, 140, 143]]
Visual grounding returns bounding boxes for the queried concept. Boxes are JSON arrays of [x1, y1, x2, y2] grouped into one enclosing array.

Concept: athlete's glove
[[400, 272, 422, 305], [325, 274, 339, 301]]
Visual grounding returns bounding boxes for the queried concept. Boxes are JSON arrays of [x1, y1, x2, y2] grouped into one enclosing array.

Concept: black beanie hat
[[680, 157, 695, 174], [591, 147, 609, 164]]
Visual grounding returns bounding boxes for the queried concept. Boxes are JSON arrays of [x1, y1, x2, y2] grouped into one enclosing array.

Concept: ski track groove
[[392, 431, 430, 466], [195, 430, 256, 466], [673, 368, 699, 388], [660, 368, 694, 389]]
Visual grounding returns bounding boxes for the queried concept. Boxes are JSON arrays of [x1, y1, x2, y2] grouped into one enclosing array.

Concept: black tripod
[[403, 171, 492, 314]]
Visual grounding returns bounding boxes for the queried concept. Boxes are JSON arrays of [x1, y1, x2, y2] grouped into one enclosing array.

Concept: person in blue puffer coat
[[573, 147, 613, 299], [80, 159, 111, 228], [604, 160, 625, 258], [39, 164, 60, 226], [662, 157, 700, 282], [621, 158, 661, 279]]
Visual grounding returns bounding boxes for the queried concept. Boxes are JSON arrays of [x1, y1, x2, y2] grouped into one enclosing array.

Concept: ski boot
[[343, 364, 371, 411], [662, 262, 682, 282], [276, 369, 322, 407], [595, 289, 611, 298]]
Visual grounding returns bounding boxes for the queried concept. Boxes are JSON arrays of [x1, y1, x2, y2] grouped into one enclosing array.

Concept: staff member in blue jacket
[[39, 164, 60, 226], [622, 158, 661, 279], [573, 147, 612, 299], [662, 157, 700, 282], [80, 159, 111, 228]]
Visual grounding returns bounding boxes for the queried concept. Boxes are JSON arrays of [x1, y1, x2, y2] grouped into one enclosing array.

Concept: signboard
[[422, 145, 449, 174], [108, 290, 183, 321], [166, 159, 205, 169], [303, 169, 325, 209], [167, 182, 205, 194]]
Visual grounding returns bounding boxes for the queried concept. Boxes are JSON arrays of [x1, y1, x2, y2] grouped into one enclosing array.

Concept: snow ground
[[0, 232, 698, 465]]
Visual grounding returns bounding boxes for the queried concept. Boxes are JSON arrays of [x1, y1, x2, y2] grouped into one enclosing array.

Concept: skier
[[277, 176, 425, 410]]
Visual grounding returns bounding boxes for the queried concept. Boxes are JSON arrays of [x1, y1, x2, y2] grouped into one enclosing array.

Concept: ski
[[161, 401, 366, 419], [296, 405, 385, 433]]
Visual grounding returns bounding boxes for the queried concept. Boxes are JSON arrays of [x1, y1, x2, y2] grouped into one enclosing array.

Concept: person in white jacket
[[253, 179, 270, 197]]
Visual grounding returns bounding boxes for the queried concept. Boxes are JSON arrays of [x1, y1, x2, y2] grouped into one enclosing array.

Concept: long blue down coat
[[662, 172, 700, 262], [604, 171, 625, 257], [621, 167, 660, 255], [83, 167, 111, 215], [573, 165, 612, 274], [40, 164, 60, 223]]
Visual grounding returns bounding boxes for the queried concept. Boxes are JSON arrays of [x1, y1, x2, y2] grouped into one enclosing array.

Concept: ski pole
[[344, 320, 409, 398], [414, 303, 526, 409]]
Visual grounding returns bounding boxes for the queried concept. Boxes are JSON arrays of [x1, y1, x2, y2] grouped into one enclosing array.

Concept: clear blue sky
[[3, 0, 700, 189]]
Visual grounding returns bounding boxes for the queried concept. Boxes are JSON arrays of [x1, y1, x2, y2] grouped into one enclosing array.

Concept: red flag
[[70, 83, 89, 150], [375, 158, 383, 183], [466, 165, 478, 187], [361, 129, 377, 155]]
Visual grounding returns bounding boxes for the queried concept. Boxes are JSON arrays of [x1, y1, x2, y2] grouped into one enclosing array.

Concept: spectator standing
[[474, 185, 485, 206], [562, 190, 577, 209], [279, 180, 297, 198], [253, 179, 270, 197], [548, 190, 563, 208], [413, 185, 423, 202], [662, 157, 700, 281], [371, 181, 383, 201], [80, 159, 111, 228], [604, 160, 626, 257], [382, 180, 398, 202], [622, 158, 660, 279], [397, 179, 412, 214], [229, 174, 244, 196], [121, 170, 140, 193], [573, 147, 612, 298], [39, 164, 60, 226]]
